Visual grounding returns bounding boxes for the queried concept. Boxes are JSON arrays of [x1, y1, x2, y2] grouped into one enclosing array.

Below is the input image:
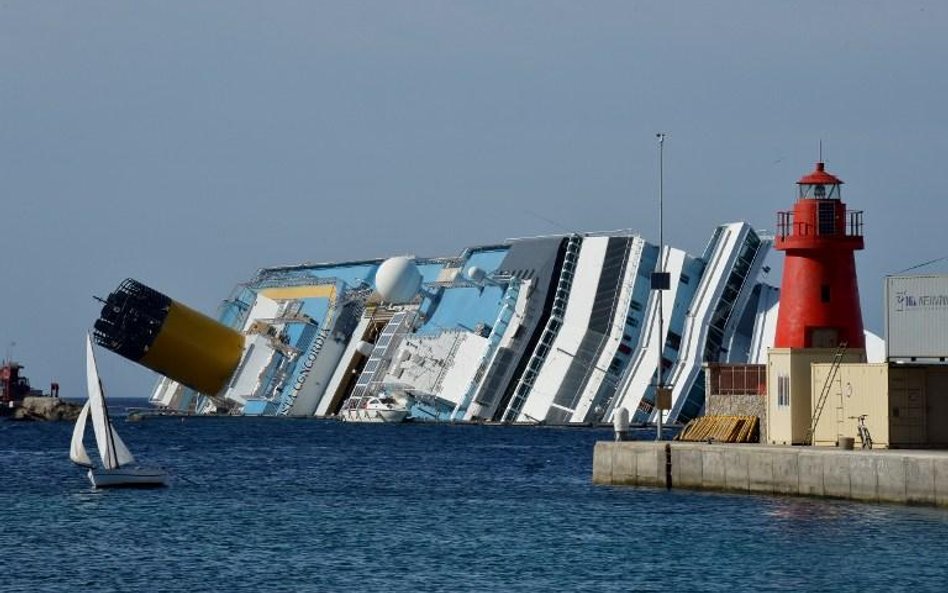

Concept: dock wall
[[593, 441, 948, 507]]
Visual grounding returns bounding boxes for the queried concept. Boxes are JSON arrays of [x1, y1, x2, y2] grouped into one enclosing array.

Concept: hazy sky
[[3, 1, 947, 398]]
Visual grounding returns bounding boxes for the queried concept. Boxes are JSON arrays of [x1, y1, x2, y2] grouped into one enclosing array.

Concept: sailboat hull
[[88, 466, 168, 488]]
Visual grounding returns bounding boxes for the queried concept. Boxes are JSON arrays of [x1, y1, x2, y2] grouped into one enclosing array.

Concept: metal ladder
[[806, 341, 847, 445]]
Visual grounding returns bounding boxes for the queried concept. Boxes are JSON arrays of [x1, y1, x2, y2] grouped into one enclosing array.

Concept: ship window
[[666, 331, 682, 351], [821, 284, 831, 303], [680, 274, 690, 285], [630, 300, 643, 312]]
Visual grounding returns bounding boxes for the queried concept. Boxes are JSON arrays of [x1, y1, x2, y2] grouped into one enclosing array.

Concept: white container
[[885, 275, 948, 361]]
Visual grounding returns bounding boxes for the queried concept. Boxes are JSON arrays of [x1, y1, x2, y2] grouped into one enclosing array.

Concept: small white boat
[[70, 335, 168, 488], [341, 395, 411, 423]]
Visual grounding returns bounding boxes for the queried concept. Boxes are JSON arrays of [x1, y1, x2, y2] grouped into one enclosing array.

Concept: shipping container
[[766, 348, 866, 445], [885, 275, 948, 361], [810, 362, 948, 448], [810, 363, 892, 448]]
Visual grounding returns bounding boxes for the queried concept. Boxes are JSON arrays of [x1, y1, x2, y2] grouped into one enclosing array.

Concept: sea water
[[1, 402, 947, 593]]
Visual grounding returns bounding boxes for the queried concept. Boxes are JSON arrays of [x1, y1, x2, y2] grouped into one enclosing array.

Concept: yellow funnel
[[93, 279, 244, 396]]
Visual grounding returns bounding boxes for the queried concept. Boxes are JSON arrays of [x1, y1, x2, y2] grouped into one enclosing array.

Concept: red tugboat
[[1, 361, 60, 417]]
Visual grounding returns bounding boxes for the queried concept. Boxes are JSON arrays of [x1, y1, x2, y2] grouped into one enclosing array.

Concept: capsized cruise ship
[[93, 222, 779, 425]]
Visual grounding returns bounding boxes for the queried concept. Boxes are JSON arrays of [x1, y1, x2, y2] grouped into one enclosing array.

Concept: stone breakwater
[[593, 441, 948, 508], [10, 396, 83, 421]]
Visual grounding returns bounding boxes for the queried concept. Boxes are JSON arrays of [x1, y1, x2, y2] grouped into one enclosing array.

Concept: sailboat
[[70, 335, 168, 488]]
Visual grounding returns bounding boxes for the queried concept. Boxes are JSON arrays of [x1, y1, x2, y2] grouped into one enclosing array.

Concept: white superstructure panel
[[610, 246, 687, 420], [665, 223, 769, 421], [242, 294, 280, 331], [748, 284, 780, 364], [223, 334, 277, 405], [386, 332, 464, 396], [286, 334, 347, 416], [569, 236, 644, 423], [149, 376, 183, 408], [865, 330, 885, 363], [438, 333, 491, 410], [660, 227, 738, 421], [464, 279, 535, 420], [316, 316, 373, 417], [519, 236, 609, 422]]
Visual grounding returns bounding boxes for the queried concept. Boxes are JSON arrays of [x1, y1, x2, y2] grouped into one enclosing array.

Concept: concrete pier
[[593, 441, 948, 507]]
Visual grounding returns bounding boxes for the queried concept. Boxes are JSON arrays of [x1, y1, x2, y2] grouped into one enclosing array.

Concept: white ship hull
[[341, 407, 410, 423], [138, 224, 782, 426]]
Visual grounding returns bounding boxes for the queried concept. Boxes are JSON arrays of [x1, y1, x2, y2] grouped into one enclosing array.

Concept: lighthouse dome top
[[797, 162, 843, 199]]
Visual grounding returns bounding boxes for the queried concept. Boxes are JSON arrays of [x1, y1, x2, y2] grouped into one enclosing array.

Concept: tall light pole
[[654, 133, 668, 440]]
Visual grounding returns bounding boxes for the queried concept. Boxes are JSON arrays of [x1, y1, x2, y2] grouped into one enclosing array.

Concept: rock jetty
[[12, 396, 83, 421]]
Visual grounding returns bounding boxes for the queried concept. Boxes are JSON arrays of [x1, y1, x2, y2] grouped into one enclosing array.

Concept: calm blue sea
[[2, 400, 947, 593]]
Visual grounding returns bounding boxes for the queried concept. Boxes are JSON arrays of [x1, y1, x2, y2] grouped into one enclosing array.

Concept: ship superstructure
[[125, 222, 779, 424]]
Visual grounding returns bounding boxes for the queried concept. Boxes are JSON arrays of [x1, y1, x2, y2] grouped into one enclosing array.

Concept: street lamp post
[[654, 133, 669, 441]]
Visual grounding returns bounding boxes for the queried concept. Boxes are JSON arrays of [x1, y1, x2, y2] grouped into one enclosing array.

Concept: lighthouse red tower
[[774, 162, 865, 349]]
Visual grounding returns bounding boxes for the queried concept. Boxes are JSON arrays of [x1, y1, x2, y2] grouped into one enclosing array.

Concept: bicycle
[[848, 414, 873, 449]]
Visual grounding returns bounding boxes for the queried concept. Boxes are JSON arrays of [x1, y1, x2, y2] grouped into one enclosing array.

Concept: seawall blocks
[[593, 441, 948, 508]]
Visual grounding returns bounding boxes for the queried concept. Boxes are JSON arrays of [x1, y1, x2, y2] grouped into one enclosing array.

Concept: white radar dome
[[466, 266, 487, 284], [375, 256, 422, 304]]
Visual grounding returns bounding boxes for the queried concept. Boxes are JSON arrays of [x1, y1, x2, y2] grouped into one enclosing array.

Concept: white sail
[[69, 400, 93, 467], [110, 422, 136, 467], [86, 335, 135, 470]]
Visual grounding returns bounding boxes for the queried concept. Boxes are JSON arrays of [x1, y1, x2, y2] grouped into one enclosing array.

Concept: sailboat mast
[[100, 376, 121, 469]]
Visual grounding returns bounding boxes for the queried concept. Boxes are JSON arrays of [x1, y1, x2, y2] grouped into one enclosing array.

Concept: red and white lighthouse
[[774, 162, 865, 349]]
